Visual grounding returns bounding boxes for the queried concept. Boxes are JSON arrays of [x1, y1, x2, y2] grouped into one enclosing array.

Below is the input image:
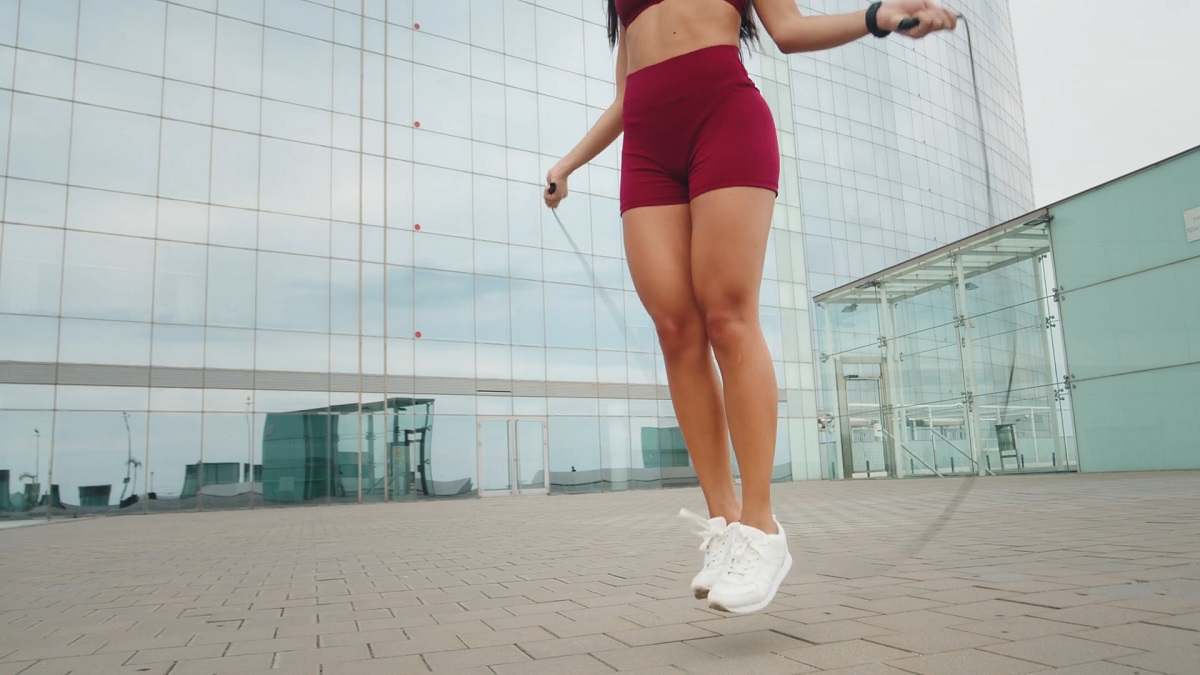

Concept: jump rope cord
[[546, 183, 627, 331]]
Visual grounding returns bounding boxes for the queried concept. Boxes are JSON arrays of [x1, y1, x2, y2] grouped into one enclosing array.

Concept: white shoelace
[[725, 531, 769, 581], [678, 508, 734, 565]]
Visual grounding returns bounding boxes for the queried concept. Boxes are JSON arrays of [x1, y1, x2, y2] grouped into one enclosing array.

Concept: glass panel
[[414, 269, 473, 342], [262, 28, 333, 109], [214, 16, 263, 95], [548, 416, 600, 494], [425, 413, 474, 497], [61, 231, 154, 322], [147, 412, 202, 512], [515, 419, 544, 493], [261, 138, 331, 219], [159, 121, 212, 203], [154, 241, 207, 325], [77, 0, 166, 76], [165, 4, 216, 86], [211, 131, 260, 208], [257, 252, 330, 333], [0, 315, 59, 362], [4, 179, 66, 228], [0, 409, 53, 517], [207, 247, 257, 328], [70, 105, 161, 195], [0, 224, 63, 316], [478, 418, 510, 493], [17, 0, 79, 57], [9, 93, 71, 183], [14, 50, 74, 99]]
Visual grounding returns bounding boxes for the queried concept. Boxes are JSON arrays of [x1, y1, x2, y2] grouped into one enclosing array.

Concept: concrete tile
[[519, 633, 625, 659], [955, 615, 1087, 640], [1110, 646, 1200, 675], [781, 640, 915, 670], [678, 653, 818, 674], [1074, 622, 1200, 651], [981, 634, 1143, 667], [887, 648, 1046, 674], [1026, 604, 1168, 628], [422, 644, 529, 671], [774, 619, 896, 644], [590, 643, 717, 671], [684, 629, 808, 658], [867, 627, 1005, 655], [609, 624, 716, 647], [491, 653, 615, 675]]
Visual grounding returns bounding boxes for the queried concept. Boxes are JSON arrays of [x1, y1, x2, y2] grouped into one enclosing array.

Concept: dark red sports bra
[[615, 0, 747, 29]]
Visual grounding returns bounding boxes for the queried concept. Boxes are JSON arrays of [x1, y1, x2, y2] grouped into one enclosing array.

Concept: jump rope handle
[[898, 17, 920, 31], [548, 182, 557, 195]]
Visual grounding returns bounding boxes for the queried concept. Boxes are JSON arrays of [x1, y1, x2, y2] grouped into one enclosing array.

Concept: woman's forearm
[[557, 102, 623, 174], [777, 12, 871, 54]]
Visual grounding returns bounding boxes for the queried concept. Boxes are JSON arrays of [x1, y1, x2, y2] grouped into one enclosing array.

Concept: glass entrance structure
[[816, 211, 1077, 478]]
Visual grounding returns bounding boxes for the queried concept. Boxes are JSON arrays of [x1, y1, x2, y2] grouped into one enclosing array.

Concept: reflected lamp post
[[33, 428, 40, 496]]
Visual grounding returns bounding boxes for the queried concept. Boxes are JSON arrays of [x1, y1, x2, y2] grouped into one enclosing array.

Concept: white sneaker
[[707, 518, 792, 614], [678, 508, 736, 599]]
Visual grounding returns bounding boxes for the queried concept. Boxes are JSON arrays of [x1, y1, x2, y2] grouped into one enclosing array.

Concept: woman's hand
[[877, 0, 958, 38], [544, 164, 570, 209]]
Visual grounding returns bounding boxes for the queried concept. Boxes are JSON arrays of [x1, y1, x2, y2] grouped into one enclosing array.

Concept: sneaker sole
[[708, 552, 793, 615], [693, 588, 709, 600]]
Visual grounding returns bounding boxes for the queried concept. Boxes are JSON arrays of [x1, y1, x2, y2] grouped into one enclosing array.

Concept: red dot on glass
[[414, 23, 421, 30], [414, 224, 421, 231], [414, 121, 421, 128], [415, 331, 422, 338]]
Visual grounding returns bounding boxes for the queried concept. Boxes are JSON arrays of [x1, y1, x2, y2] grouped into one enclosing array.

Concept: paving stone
[[955, 615, 1087, 640], [422, 644, 530, 671], [1025, 604, 1168, 628], [519, 633, 626, 659], [774, 618, 896, 644], [781, 640, 916, 670], [1074, 622, 1200, 651], [886, 648, 1046, 674], [867, 626, 1006, 654], [1110, 646, 1200, 675], [980, 633, 1144, 667], [677, 652, 818, 674], [684, 629, 808, 658], [491, 653, 615, 675]]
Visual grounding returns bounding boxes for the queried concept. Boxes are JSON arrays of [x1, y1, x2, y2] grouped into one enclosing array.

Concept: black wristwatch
[[866, 1, 891, 38]]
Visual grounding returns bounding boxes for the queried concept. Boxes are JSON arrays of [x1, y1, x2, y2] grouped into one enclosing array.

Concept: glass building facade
[[0, 0, 1033, 518]]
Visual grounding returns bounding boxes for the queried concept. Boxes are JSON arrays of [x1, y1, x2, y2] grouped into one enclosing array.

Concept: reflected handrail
[[929, 427, 996, 476], [880, 428, 943, 478]]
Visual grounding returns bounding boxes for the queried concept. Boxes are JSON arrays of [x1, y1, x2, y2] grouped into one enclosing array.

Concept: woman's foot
[[679, 508, 738, 599], [707, 517, 792, 614]]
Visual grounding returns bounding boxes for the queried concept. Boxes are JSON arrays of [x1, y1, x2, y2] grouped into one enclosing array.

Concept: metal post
[[1034, 254, 1066, 467], [245, 396, 255, 509], [952, 255, 984, 475], [877, 284, 906, 478], [822, 303, 844, 480]]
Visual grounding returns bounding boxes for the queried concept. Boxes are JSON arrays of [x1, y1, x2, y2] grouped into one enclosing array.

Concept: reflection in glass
[[257, 252, 331, 333], [77, 0, 165, 76], [0, 225, 63, 316], [9, 93, 71, 183]]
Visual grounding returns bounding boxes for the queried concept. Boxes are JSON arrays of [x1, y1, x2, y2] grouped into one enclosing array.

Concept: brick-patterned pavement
[[2, 471, 1199, 673]]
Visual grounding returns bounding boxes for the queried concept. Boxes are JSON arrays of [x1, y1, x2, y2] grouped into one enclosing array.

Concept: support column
[[877, 284, 906, 478], [821, 303, 844, 479], [1034, 254, 1066, 467], [951, 255, 984, 475]]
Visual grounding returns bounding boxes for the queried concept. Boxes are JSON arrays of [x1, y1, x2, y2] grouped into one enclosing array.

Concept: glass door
[[477, 417, 548, 496]]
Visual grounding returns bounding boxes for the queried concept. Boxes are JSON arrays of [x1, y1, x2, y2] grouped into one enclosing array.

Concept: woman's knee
[[703, 304, 759, 354], [653, 311, 706, 356]]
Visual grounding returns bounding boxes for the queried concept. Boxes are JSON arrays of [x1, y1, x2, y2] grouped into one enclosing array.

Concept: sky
[[1007, 0, 1200, 205]]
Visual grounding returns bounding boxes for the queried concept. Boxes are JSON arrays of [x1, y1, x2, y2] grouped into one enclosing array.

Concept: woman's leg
[[688, 187, 779, 535], [623, 205, 740, 523]]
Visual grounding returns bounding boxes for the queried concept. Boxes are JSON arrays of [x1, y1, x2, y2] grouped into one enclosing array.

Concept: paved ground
[[2, 472, 1199, 674]]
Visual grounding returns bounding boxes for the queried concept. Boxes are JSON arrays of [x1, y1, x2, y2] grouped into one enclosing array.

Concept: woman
[[544, 0, 957, 614]]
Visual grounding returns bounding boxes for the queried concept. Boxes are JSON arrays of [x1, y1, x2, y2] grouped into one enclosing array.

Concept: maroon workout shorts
[[620, 44, 780, 214]]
